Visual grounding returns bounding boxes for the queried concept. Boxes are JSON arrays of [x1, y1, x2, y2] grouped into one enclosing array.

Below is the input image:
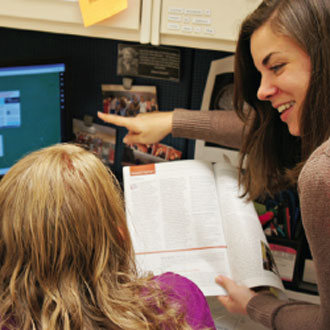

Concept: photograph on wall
[[72, 117, 116, 168], [208, 71, 234, 110], [204, 56, 237, 151], [122, 142, 182, 166], [194, 55, 241, 167], [117, 43, 181, 82], [102, 84, 158, 116], [101, 84, 182, 165]]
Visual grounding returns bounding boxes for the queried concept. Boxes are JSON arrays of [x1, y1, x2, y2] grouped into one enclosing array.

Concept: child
[[0, 144, 215, 329]]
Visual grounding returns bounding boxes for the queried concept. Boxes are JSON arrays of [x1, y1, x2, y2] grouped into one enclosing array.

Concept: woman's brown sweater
[[172, 109, 329, 329]]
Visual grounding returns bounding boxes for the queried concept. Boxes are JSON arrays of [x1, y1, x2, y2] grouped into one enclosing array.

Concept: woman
[[98, 0, 330, 328], [216, 0, 330, 329], [0, 144, 215, 329], [117, 46, 138, 76]]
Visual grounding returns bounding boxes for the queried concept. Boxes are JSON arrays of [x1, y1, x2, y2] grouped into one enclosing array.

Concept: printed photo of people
[[72, 118, 116, 168], [102, 84, 158, 117], [101, 84, 181, 165], [123, 143, 182, 166]]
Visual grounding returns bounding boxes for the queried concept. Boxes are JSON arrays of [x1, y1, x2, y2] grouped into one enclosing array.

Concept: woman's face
[[123, 48, 134, 61], [250, 22, 311, 136]]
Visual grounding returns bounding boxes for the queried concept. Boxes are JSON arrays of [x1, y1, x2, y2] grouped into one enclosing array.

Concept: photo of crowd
[[72, 118, 116, 167], [101, 84, 182, 165], [102, 84, 158, 117]]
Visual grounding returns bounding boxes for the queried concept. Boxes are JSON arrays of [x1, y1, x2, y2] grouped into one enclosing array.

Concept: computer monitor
[[0, 60, 71, 177]]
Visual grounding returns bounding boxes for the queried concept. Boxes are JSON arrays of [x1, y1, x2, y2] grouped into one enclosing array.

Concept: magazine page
[[213, 162, 285, 292], [123, 160, 233, 296]]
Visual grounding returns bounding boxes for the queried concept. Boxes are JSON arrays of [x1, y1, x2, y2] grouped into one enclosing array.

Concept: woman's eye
[[270, 63, 285, 73]]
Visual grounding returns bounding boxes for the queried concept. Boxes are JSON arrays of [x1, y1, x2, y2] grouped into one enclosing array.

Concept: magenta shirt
[[2, 272, 215, 329], [153, 272, 216, 329]]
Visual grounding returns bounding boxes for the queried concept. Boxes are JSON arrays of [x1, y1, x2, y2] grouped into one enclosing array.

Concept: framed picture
[[117, 44, 180, 82], [102, 84, 158, 117], [101, 84, 182, 165], [72, 118, 117, 167], [194, 55, 240, 167]]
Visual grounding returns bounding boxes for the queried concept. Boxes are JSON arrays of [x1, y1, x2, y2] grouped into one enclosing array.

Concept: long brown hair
[[234, 0, 330, 200], [0, 144, 193, 329]]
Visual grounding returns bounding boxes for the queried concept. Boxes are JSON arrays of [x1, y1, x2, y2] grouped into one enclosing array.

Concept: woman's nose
[[257, 76, 278, 101]]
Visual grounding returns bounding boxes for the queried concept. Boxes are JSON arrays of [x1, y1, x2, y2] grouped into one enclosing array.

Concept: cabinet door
[[0, 0, 149, 43], [156, 0, 262, 52]]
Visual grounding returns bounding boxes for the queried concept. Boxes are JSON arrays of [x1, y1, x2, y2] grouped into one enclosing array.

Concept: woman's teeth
[[277, 101, 295, 113]]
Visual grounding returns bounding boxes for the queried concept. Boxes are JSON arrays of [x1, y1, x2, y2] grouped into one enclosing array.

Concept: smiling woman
[[102, 0, 330, 330], [220, 0, 330, 328], [234, 0, 330, 199], [250, 23, 311, 136], [97, 1, 330, 327]]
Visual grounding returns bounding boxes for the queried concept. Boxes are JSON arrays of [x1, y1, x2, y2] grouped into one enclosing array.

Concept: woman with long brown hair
[[98, 0, 330, 328], [0, 144, 215, 329]]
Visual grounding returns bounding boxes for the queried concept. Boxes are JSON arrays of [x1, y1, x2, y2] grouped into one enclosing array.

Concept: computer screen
[[0, 60, 71, 176]]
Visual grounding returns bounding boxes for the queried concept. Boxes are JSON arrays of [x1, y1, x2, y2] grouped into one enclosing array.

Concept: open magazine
[[123, 159, 285, 297]]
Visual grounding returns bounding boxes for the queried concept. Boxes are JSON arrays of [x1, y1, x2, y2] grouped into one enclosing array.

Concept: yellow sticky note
[[79, 0, 128, 27]]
